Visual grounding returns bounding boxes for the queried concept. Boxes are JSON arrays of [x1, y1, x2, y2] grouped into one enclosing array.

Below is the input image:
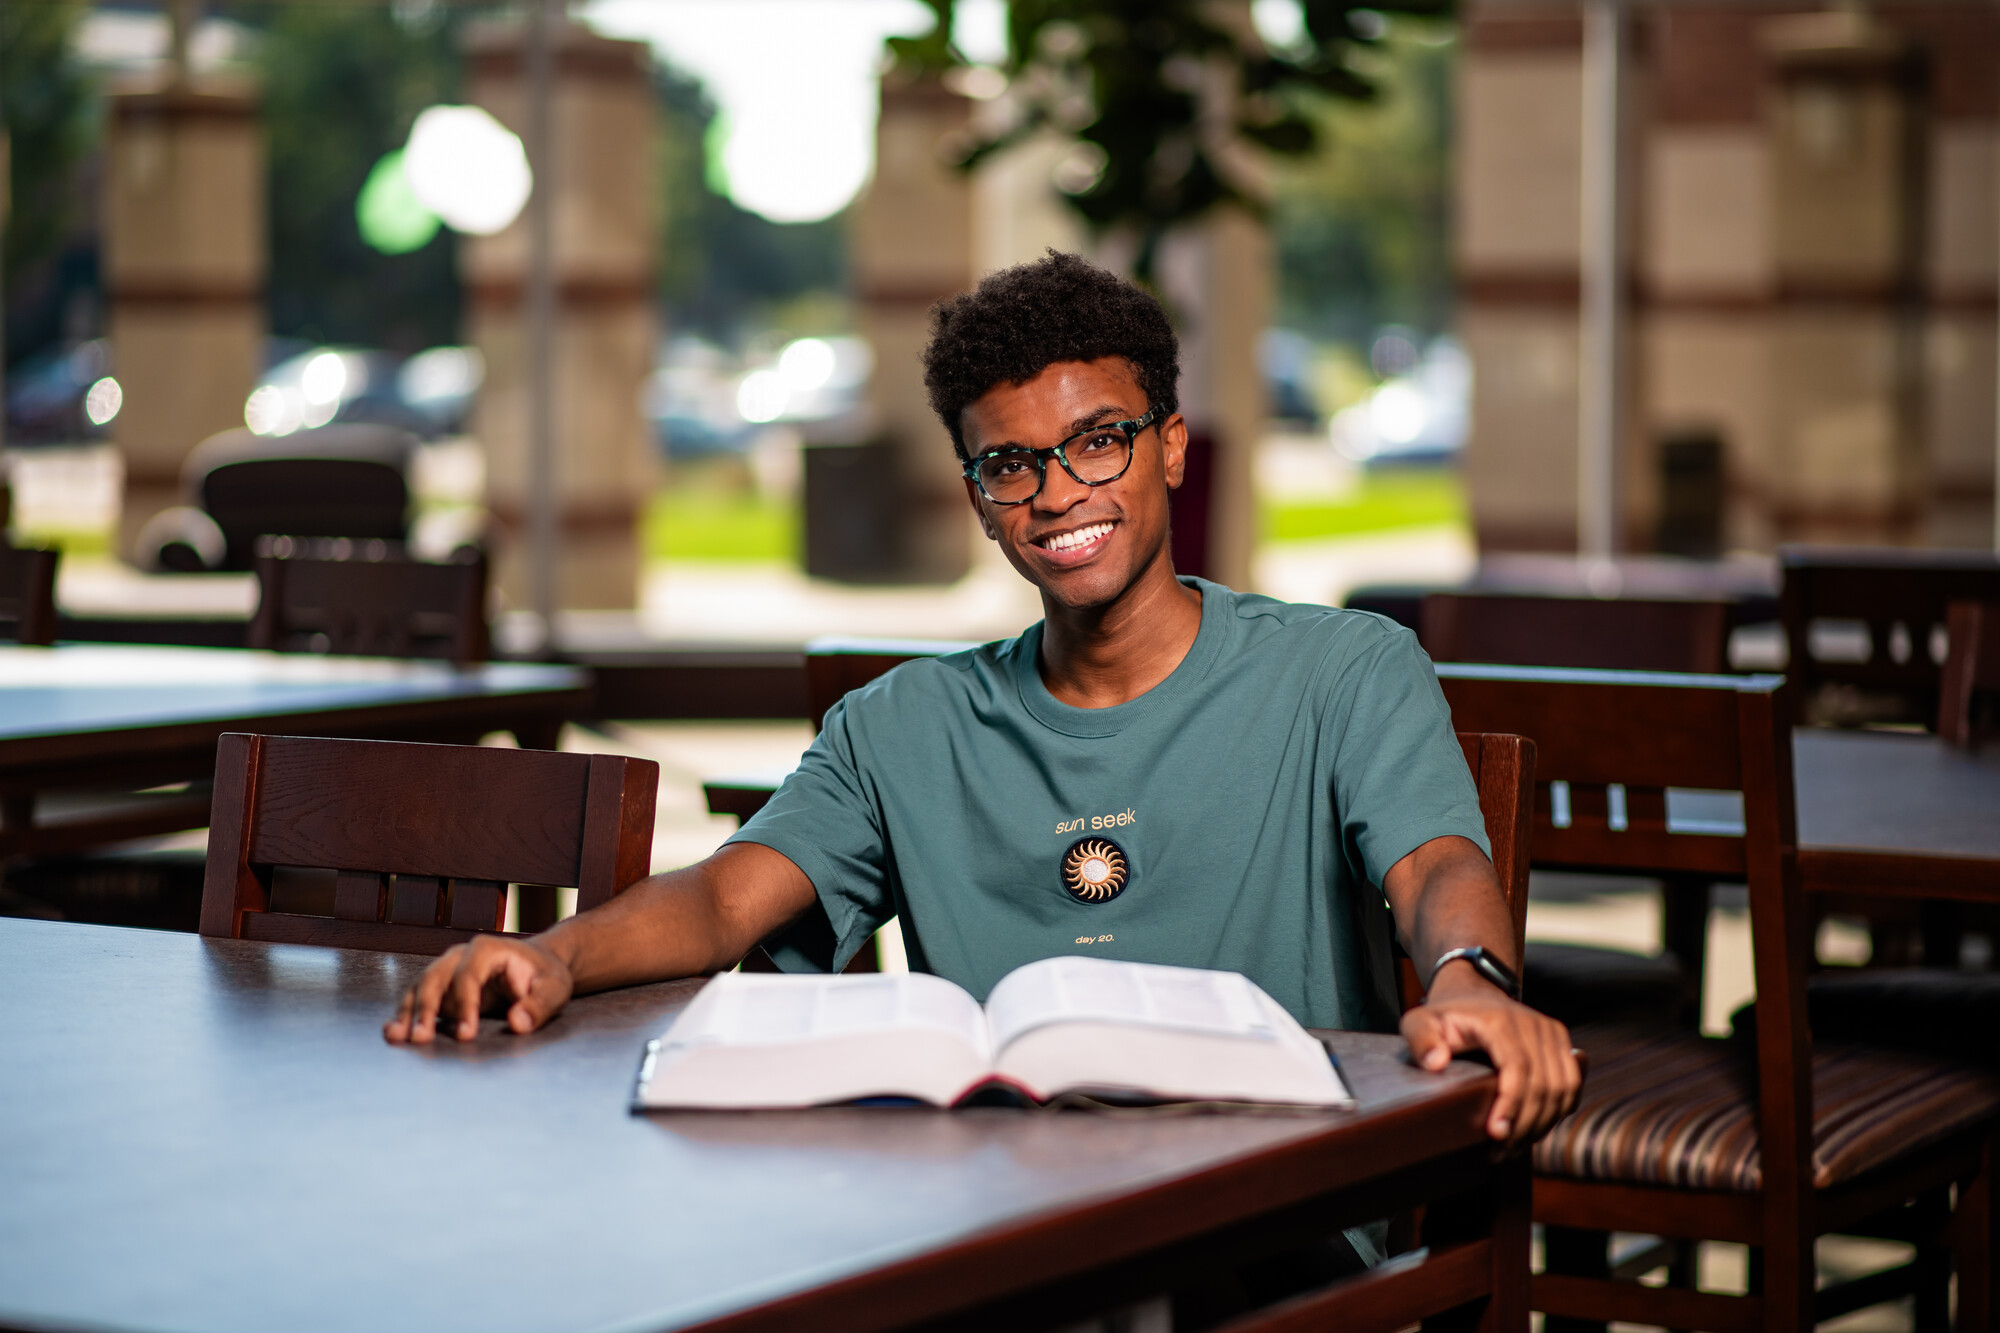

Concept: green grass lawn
[[1260, 466, 1466, 544], [643, 465, 1466, 563], [645, 487, 796, 563]]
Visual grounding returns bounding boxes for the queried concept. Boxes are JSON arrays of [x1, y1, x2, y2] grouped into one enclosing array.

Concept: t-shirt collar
[[1014, 576, 1227, 738]]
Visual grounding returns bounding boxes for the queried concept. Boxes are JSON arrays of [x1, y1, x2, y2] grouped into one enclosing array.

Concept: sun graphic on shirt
[[1061, 837, 1130, 903]]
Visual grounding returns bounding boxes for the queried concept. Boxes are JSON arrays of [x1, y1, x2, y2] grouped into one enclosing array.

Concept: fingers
[[1403, 999, 1582, 1148], [501, 949, 564, 1034], [1399, 1007, 1452, 1072], [383, 939, 573, 1045], [383, 946, 467, 1045]]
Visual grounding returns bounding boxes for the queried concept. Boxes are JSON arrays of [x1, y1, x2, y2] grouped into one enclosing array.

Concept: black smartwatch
[[1431, 946, 1521, 1000]]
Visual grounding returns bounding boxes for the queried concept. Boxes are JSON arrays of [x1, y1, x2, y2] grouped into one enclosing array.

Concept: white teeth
[[1041, 522, 1113, 552]]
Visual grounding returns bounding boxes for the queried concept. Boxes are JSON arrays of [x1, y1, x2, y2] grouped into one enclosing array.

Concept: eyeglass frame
[[960, 405, 1164, 506]]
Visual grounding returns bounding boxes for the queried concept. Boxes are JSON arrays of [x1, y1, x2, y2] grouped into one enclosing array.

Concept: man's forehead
[[959, 357, 1144, 446]]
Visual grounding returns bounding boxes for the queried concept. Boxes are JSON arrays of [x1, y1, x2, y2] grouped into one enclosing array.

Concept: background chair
[[1780, 545, 2000, 730], [1421, 591, 1734, 675], [199, 733, 657, 956], [1938, 599, 2000, 748], [1439, 664, 2000, 1333], [1424, 592, 1740, 1034], [250, 535, 489, 668], [0, 540, 59, 647], [140, 423, 417, 573]]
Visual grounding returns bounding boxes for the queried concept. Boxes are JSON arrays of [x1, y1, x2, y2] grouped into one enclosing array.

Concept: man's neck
[[1037, 560, 1204, 709]]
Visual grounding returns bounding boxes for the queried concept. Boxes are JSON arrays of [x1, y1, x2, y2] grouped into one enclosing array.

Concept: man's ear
[[962, 476, 998, 540], [1160, 413, 1190, 491]]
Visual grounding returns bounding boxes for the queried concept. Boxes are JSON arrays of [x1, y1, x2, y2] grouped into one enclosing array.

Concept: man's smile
[[1034, 520, 1117, 562]]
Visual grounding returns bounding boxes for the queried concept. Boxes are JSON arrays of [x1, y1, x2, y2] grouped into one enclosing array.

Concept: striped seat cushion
[[1534, 1026, 2000, 1192]]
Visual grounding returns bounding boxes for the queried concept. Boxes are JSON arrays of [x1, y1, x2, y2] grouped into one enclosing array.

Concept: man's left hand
[[1401, 962, 1581, 1149]]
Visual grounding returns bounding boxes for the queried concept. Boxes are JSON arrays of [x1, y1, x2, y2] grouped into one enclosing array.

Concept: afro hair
[[922, 251, 1180, 460]]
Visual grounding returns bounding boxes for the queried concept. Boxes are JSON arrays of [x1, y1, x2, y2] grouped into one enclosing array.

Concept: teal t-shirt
[[728, 577, 1489, 1032]]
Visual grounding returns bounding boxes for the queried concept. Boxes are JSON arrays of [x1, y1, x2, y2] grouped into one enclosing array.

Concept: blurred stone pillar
[[463, 21, 656, 611], [1762, 10, 1926, 545], [1155, 208, 1267, 591], [103, 78, 264, 560], [1455, 10, 1587, 553], [848, 68, 975, 584]]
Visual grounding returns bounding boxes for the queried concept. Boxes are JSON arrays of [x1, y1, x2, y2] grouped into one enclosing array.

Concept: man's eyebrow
[[1061, 404, 1135, 436], [973, 404, 1139, 456]]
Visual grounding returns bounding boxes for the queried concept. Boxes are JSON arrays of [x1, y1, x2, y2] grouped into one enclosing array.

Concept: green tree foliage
[[225, 1, 469, 352], [1271, 24, 1454, 341], [652, 63, 845, 342], [892, 0, 1451, 279], [2, 0, 97, 366]]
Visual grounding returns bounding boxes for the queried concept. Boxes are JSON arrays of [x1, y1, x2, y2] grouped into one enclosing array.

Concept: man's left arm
[[1382, 834, 1581, 1148]]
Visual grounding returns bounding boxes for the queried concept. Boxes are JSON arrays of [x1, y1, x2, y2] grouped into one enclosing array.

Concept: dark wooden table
[[1794, 727, 2000, 900], [0, 919, 1524, 1333], [0, 644, 589, 856]]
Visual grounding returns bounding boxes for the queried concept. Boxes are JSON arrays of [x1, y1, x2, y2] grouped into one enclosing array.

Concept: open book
[[633, 955, 1353, 1110]]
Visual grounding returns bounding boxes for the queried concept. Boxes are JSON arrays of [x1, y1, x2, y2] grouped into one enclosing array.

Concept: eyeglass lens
[[974, 426, 1132, 504]]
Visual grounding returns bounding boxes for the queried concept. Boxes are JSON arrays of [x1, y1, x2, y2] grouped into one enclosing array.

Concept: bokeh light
[[357, 150, 442, 254], [736, 369, 789, 424], [404, 105, 533, 236], [777, 338, 836, 393], [83, 377, 122, 426]]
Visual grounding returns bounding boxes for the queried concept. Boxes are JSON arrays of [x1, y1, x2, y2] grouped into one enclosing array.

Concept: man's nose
[[1034, 459, 1091, 512]]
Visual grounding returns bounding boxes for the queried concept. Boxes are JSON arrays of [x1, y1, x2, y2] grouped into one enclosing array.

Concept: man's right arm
[[382, 841, 818, 1045]]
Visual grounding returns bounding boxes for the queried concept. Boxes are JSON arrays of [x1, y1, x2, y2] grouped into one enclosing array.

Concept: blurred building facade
[[104, 74, 264, 559], [1459, 1, 1999, 555], [463, 19, 656, 611]]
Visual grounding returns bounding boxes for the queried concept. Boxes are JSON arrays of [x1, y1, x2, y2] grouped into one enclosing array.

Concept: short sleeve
[[1326, 625, 1490, 887], [724, 696, 895, 972]]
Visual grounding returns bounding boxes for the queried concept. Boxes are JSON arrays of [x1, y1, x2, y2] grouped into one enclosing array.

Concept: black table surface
[[1794, 728, 2000, 863], [0, 920, 1494, 1333]]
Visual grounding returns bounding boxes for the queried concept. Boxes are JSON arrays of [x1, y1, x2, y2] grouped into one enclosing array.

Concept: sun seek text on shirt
[[1055, 808, 1137, 835]]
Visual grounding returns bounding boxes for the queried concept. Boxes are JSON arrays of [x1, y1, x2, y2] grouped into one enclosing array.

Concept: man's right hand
[[384, 935, 575, 1044], [381, 844, 821, 1046]]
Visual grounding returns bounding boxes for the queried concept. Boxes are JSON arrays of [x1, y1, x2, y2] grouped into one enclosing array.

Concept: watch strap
[[1432, 946, 1521, 1000]]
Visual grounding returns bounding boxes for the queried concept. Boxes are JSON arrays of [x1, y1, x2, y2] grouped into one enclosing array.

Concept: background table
[[1794, 728, 2000, 901], [0, 920, 1521, 1333], [0, 644, 589, 857]]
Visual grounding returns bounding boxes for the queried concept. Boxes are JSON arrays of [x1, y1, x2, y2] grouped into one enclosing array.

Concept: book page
[[661, 971, 992, 1059], [984, 955, 1276, 1054], [636, 971, 994, 1109]]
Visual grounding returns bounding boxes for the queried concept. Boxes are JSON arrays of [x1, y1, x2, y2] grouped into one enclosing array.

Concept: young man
[[387, 252, 1578, 1152]]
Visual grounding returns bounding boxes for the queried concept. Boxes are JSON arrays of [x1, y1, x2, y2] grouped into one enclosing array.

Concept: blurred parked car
[[645, 334, 872, 460], [4, 340, 118, 445], [1329, 335, 1470, 467], [242, 343, 482, 442]]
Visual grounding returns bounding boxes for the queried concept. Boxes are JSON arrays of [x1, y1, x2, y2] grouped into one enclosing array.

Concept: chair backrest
[[189, 424, 416, 571], [1938, 599, 2000, 747], [1435, 665, 1812, 1199], [1392, 731, 1536, 1011], [200, 733, 658, 955], [804, 636, 979, 731], [1779, 545, 2000, 727], [0, 542, 59, 647], [1421, 591, 1733, 674], [250, 537, 489, 667]]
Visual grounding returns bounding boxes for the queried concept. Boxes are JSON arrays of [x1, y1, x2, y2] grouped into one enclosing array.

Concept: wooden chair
[[250, 536, 489, 668], [1421, 591, 1734, 675], [199, 733, 658, 956], [1391, 731, 1535, 1010], [1424, 592, 1736, 1032], [1938, 599, 2000, 748], [1438, 663, 2000, 1332], [1780, 545, 2000, 730], [0, 541, 59, 647]]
